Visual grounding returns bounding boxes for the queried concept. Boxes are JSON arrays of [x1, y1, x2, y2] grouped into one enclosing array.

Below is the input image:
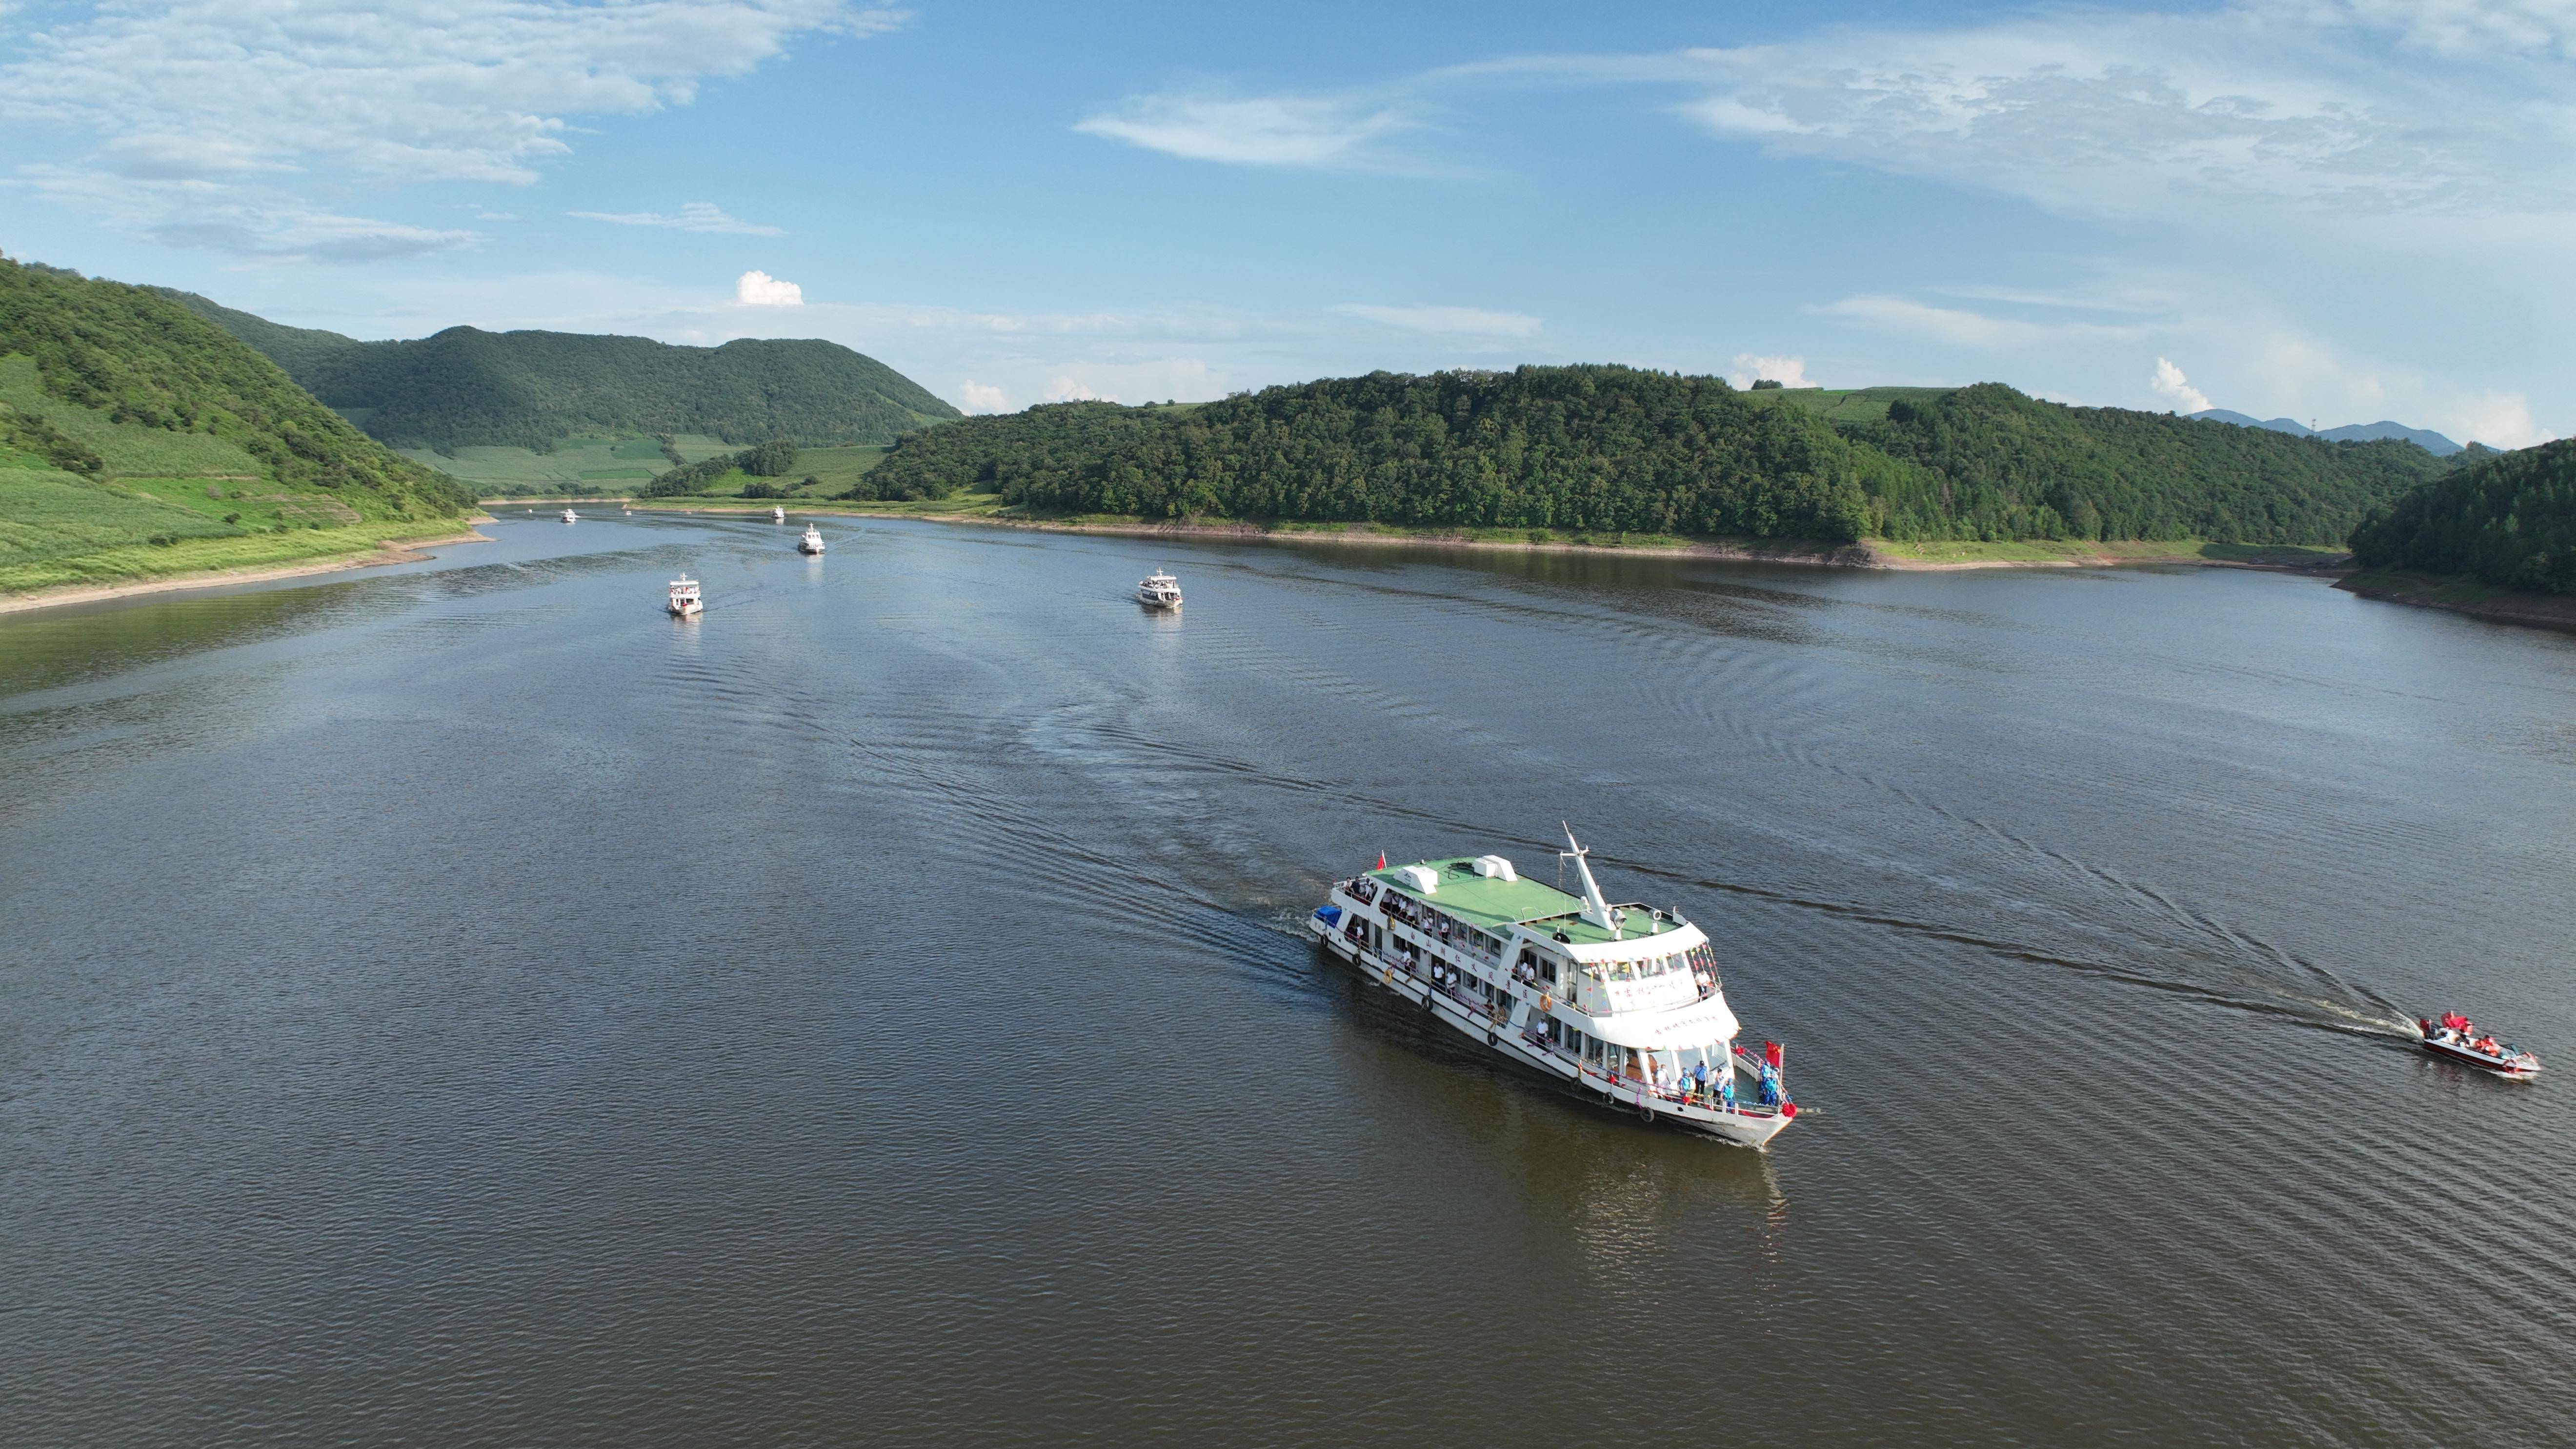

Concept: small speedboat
[[1138, 569, 1182, 608], [668, 574, 703, 618], [561, 507, 579, 523], [2419, 1014, 2541, 1079], [797, 523, 825, 555]]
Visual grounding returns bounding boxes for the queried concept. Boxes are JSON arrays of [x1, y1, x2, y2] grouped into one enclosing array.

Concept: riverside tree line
[[854, 366, 2456, 548]]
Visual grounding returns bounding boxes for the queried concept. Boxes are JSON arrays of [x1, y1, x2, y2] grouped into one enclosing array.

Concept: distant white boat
[[561, 507, 579, 523], [772, 505, 786, 523], [668, 574, 703, 617], [1138, 569, 1182, 608], [798, 524, 825, 555]]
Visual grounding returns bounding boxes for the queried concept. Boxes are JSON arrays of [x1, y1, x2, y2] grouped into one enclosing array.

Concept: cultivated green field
[[398, 434, 734, 496], [0, 469, 245, 565], [0, 357, 271, 477], [1752, 385, 1957, 425], [2, 357, 471, 596]]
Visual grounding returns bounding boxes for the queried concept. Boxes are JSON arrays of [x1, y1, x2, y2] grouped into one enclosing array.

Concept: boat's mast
[[1560, 824, 1621, 940]]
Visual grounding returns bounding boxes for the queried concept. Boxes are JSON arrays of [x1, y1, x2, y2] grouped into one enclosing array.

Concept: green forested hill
[[1840, 383, 2455, 543], [0, 256, 472, 593], [863, 366, 2452, 546], [151, 287, 371, 381], [1, 259, 466, 509], [161, 289, 960, 452], [867, 368, 1899, 540], [2348, 438, 2576, 593]]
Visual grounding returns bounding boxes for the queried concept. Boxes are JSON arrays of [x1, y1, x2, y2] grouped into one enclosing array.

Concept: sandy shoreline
[[601, 497, 2343, 576], [767, 507, 2290, 574], [0, 528, 493, 617], [2335, 572, 2576, 635]]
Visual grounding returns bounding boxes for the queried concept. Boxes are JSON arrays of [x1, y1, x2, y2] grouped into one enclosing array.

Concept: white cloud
[[2150, 357, 2214, 413], [572, 201, 783, 235], [1816, 295, 2144, 350], [1076, 93, 1421, 170], [957, 380, 1010, 413], [2433, 391, 2551, 448], [1670, 3, 2576, 225], [735, 269, 804, 306], [2320, 0, 2576, 58], [1045, 378, 1111, 403], [20, 164, 479, 261], [1729, 354, 1812, 388], [0, 0, 897, 255], [1333, 303, 1542, 341]]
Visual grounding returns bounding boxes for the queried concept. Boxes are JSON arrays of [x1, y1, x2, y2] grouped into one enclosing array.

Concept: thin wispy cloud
[[1815, 296, 2147, 350], [1076, 92, 1422, 171], [573, 202, 783, 236], [1334, 304, 1541, 340], [1670, 2, 2576, 225], [0, 0, 898, 257]]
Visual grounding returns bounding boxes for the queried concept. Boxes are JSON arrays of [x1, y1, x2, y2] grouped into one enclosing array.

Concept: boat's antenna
[[1559, 823, 1621, 940]]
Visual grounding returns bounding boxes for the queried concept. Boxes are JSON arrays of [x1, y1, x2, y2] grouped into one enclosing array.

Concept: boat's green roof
[[1367, 858, 1690, 948]]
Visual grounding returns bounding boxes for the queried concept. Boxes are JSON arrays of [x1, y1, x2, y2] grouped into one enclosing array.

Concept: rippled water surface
[[5, 515, 2574, 1445]]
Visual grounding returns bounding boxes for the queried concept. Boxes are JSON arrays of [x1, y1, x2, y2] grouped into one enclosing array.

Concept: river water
[[4, 514, 2573, 1445]]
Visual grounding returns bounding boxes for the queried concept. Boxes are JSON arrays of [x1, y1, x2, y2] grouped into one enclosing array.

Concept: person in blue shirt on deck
[[1758, 1060, 1781, 1106], [1718, 1067, 1736, 1111]]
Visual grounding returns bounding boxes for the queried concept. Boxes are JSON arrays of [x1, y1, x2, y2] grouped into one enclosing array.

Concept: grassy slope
[[1757, 386, 1956, 426], [392, 436, 890, 502], [0, 262, 478, 596], [398, 434, 735, 496]]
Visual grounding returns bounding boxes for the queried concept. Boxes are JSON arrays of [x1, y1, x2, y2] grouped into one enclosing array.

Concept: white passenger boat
[[561, 507, 579, 523], [668, 573, 703, 617], [1311, 828, 1797, 1147], [1138, 569, 1183, 608], [798, 524, 825, 555], [2419, 1014, 2540, 1079], [773, 505, 787, 523]]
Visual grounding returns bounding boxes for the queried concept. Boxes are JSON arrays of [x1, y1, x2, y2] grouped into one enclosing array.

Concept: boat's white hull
[[669, 602, 702, 617], [2421, 1034, 2540, 1079], [1309, 911, 1792, 1147], [799, 543, 825, 555]]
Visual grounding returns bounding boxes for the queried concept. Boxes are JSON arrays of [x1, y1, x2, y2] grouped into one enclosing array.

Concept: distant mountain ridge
[[2189, 408, 2463, 456], [157, 289, 960, 453]]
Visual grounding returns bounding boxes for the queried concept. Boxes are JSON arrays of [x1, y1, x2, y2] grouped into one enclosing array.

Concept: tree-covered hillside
[[0, 257, 469, 514], [1839, 384, 2455, 544], [863, 366, 2452, 546], [162, 289, 961, 452], [2348, 438, 2576, 593], [867, 368, 1900, 540], [151, 287, 371, 381]]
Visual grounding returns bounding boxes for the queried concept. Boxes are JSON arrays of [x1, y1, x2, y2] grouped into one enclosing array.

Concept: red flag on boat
[[1374, 852, 1387, 871], [1765, 1041, 1783, 1069]]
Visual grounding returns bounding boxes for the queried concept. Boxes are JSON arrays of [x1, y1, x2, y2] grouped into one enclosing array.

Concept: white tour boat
[[798, 523, 826, 555], [773, 505, 787, 523], [668, 573, 703, 617], [1138, 569, 1183, 608], [561, 507, 579, 523], [1311, 828, 1797, 1147]]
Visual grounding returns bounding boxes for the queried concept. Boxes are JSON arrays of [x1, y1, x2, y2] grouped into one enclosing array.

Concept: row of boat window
[[1586, 942, 1722, 985]]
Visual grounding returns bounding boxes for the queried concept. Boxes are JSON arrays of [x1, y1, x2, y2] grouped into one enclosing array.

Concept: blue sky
[[0, 0, 2566, 444]]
